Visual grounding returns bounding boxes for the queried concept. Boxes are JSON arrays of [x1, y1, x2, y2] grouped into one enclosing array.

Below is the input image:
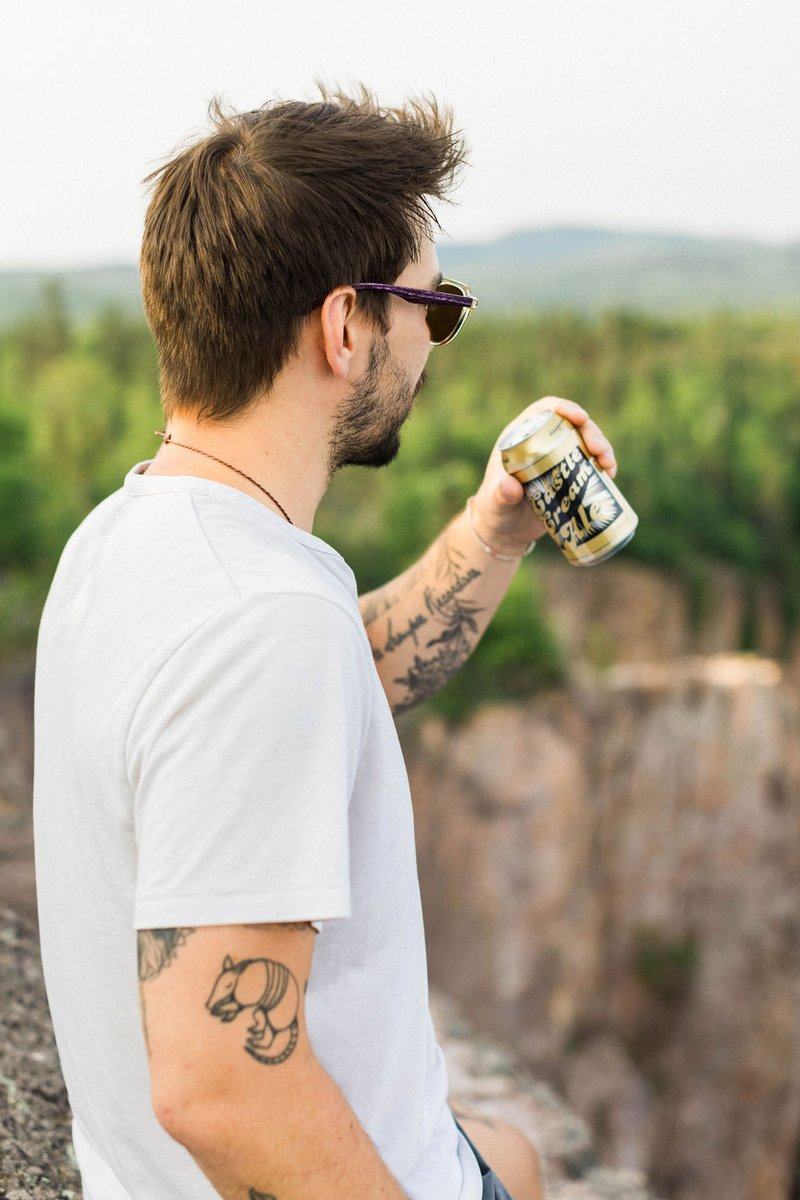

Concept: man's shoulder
[[178, 484, 359, 612], [56, 477, 357, 622], [39, 483, 366, 706]]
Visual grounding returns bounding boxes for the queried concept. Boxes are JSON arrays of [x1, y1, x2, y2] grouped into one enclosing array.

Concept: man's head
[[140, 86, 468, 424]]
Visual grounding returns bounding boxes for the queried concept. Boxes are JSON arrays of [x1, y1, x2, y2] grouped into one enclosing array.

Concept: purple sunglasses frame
[[352, 280, 478, 346], [304, 278, 478, 345]]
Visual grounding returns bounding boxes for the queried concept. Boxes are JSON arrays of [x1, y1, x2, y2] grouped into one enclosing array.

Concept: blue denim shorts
[[454, 1118, 516, 1200]]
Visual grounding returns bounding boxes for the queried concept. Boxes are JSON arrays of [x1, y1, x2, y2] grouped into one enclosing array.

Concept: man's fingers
[[543, 399, 618, 479], [540, 396, 588, 425], [493, 396, 618, 481], [582, 427, 617, 476]]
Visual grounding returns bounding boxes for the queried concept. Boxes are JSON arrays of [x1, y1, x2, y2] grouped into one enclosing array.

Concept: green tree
[[12, 279, 72, 382]]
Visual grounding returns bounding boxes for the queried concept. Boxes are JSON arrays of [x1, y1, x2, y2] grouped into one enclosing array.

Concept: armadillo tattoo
[[206, 955, 300, 1065]]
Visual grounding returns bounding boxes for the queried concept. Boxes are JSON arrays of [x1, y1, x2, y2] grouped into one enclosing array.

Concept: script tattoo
[[137, 928, 196, 982], [392, 541, 483, 714], [371, 612, 429, 662], [207, 954, 300, 1064], [361, 591, 393, 627], [361, 561, 425, 628]]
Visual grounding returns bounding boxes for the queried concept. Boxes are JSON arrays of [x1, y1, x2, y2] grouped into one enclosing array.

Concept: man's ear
[[319, 287, 361, 379]]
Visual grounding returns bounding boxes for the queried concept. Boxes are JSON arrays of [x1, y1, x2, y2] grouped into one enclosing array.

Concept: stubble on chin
[[327, 342, 422, 474]]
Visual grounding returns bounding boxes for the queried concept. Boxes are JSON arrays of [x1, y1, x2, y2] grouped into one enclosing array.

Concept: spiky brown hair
[[140, 86, 468, 420]]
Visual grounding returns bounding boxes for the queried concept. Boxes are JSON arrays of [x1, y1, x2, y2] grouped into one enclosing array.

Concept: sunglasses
[[352, 279, 478, 346]]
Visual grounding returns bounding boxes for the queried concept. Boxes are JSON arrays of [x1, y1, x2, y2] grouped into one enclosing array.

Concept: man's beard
[[328, 337, 426, 474]]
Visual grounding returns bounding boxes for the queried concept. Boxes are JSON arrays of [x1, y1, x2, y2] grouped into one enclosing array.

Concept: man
[[33, 89, 616, 1200]]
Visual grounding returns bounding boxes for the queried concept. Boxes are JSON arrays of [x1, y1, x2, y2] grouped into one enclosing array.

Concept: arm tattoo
[[137, 928, 196, 982], [361, 560, 425, 627], [391, 542, 484, 715], [207, 955, 300, 1064], [361, 591, 392, 626], [249, 1190, 277, 1199], [371, 612, 429, 663]]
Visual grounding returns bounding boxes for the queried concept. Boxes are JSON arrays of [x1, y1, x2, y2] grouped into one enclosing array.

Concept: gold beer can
[[499, 410, 638, 566]]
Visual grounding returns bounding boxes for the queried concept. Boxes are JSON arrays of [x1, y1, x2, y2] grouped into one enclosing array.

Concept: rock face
[[533, 557, 790, 668], [402, 655, 800, 1200]]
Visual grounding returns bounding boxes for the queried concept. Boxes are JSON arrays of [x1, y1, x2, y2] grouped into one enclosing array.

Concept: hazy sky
[[2, 0, 798, 269]]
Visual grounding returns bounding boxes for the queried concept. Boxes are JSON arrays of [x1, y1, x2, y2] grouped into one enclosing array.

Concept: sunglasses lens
[[426, 281, 468, 345]]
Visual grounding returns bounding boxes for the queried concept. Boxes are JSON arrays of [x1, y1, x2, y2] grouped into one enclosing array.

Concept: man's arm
[[361, 397, 617, 714], [139, 922, 409, 1200]]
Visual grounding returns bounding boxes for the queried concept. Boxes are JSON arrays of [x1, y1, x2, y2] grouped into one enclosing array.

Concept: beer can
[[499, 410, 638, 566]]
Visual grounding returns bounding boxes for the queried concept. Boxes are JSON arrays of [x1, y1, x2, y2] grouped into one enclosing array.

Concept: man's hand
[[470, 396, 618, 556], [359, 396, 618, 714]]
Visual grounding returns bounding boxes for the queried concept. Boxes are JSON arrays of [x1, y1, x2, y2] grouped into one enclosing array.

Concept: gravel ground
[[0, 909, 80, 1200]]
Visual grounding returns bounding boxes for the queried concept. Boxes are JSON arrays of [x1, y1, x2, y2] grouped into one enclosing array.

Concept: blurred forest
[[1, 281, 799, 714]]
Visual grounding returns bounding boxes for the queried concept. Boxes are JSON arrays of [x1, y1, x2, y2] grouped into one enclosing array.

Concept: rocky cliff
[[402, 650, 800, 1200], [532, 557, 793, 670]]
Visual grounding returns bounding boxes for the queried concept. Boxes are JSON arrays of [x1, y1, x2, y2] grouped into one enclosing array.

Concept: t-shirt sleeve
[[127, 592, 372, 930]]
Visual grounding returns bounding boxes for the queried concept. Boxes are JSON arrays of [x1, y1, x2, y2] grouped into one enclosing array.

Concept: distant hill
[[438, 227, 800, 314], [0, 265, 144, 327], [1, 227, 798, 326]]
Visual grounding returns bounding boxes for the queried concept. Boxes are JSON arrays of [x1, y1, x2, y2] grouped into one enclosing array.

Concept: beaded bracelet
[[464, 496, 537, 561]]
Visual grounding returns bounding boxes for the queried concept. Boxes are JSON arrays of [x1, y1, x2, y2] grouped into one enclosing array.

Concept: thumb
[[497, 472, 524, 506]]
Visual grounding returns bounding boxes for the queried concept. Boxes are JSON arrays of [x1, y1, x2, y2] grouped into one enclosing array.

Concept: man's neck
[[143, 392, 331, 533]]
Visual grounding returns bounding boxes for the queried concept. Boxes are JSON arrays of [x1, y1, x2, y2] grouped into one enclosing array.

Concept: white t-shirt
[[33, 464, 482, 1200]]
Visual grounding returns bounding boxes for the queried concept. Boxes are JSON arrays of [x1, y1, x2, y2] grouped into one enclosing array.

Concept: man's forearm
[[161, 1052, 409, 1200], [360, 503, 527, 715]]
